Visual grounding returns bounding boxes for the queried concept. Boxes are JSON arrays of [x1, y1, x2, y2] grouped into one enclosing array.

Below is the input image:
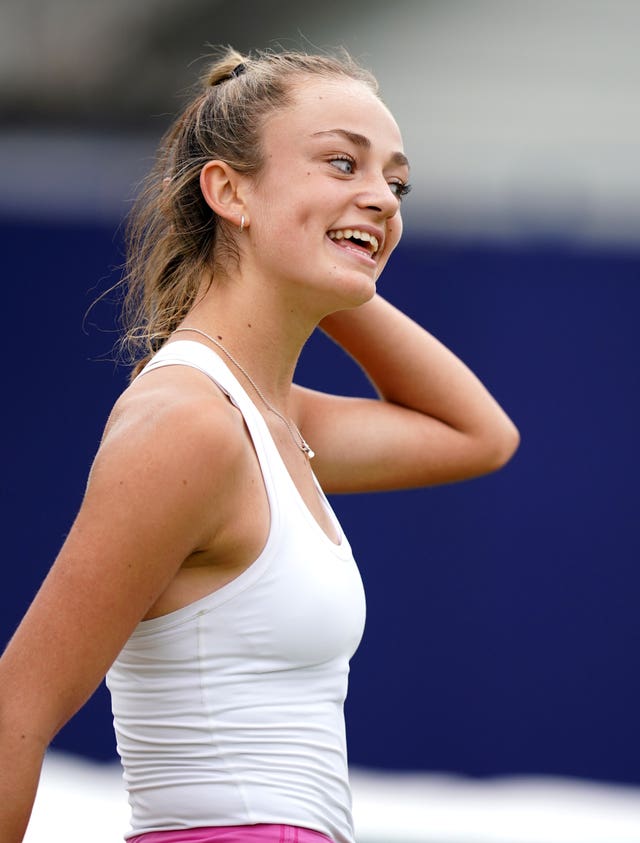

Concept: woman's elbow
[[478, 417, 521, 475]]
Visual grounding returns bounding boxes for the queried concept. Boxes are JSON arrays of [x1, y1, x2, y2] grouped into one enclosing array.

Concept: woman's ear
[[199, 160, 248, 228]]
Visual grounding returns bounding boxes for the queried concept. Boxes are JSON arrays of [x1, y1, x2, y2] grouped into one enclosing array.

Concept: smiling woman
[[0, 46, 519, 843]]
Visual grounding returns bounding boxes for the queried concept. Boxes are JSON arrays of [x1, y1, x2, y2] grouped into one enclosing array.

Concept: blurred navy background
[[1, 0, 639, 789], [2, 217, 638, 785]]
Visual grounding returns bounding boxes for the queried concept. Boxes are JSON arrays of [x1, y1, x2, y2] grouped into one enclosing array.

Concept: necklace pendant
[[301, 441, 315, 459]]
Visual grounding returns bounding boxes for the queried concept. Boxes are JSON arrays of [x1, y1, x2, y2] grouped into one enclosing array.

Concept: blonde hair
[[120, 46, 378, 377]]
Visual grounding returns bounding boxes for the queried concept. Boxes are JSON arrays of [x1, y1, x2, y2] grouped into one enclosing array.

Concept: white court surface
[[25, 751, 640, 843]]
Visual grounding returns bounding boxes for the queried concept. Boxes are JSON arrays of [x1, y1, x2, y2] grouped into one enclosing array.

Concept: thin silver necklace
[[173, 327, 315, 459]]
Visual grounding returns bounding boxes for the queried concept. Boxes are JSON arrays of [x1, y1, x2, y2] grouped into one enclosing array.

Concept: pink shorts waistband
[[128, 824, 334, 843]]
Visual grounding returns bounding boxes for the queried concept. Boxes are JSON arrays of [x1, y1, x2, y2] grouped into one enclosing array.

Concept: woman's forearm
[[320, 294, 520, 467], [0, 727, 44, 843]]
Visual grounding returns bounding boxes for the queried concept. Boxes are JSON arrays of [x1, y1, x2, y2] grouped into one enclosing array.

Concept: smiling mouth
[[327, 228, 380, 257]]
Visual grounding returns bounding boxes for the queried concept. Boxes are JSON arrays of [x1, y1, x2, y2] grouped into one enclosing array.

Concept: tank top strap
[[140, 340, 261, 420], [138, 339, 286, 519], [138, 339, 348, 556]]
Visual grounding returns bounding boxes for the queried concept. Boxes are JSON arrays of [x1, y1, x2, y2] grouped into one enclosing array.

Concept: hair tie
[[229, 63, 246, 79], [212, 63, 247, 86]]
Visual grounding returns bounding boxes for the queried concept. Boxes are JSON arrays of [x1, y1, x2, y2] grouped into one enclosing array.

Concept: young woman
[[0, 48, 519, 843]]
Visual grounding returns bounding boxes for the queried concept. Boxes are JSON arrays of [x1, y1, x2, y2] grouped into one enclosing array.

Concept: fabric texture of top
[[106, 341, 367, 843]]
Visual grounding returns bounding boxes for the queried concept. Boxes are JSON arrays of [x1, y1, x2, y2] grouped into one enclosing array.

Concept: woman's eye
[[330, 156, 355, 174], [390, 181, 412, 200]]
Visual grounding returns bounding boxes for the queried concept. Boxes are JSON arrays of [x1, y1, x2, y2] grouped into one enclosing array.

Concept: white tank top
[[106, 341, 366, 843]]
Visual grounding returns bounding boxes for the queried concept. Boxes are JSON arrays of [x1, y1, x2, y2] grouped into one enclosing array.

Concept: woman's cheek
[[375, 215, 403, 278], [388, 212, 403, 248]]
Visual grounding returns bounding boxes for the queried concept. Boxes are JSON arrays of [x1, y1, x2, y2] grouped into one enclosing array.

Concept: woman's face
[[243, 75, 410, 312]]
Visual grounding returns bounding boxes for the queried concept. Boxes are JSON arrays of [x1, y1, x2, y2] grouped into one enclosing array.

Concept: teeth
[[328, 229, 380, 255]]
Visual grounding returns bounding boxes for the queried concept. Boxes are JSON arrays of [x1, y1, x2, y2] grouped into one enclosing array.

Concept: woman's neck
[[176, 274, 318, 411]]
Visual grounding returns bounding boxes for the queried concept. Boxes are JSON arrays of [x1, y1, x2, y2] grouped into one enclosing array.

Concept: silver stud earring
[[239, 215, 245, 234]]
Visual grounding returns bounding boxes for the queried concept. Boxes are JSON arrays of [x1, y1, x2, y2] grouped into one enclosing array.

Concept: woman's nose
[[357, 175, 401, 219]]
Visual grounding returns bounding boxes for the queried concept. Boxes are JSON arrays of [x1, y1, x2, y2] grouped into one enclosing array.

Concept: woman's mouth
[[327, 228, 380, 258]]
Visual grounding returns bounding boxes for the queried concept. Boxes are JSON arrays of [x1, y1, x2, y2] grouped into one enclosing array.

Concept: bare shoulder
[[86, 362, 249, 553], [104, 363, 243, 458]]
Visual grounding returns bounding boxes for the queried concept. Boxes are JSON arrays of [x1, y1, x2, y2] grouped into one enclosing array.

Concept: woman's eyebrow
[[311, 128, 410, 169]]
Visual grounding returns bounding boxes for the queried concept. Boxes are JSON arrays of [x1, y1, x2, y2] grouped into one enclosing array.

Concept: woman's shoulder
[[100, 363, 246, 477]]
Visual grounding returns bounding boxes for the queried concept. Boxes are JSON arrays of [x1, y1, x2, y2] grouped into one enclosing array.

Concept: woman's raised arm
[[294, 294, 519, 493]]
